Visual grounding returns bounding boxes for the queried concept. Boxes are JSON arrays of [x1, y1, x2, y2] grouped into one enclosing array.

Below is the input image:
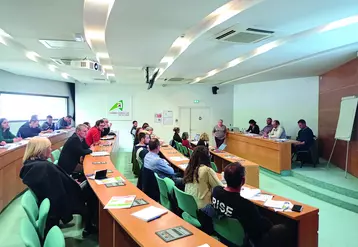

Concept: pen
[[147, 215, 162, 222]]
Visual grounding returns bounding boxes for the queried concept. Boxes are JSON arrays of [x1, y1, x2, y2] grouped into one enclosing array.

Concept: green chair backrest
[[20, 218, 41, 247], [21, 191, 39, 228], [181, 145, 189, 156], [37, 198, 50, 240], [60, 146, 63, 151], [213, 217, 245, 246], [173, 186, 198, 218], [53, 160, 58, 165], [177, 143, 185, 155], [47, 158, 53, 163], [188, 148, 193, 158], [29, 189, 39, 203], [44, 226, 65, 247], [211, 162, 218, 172], [154, 173, 171, 210], [51, 149, 61, 162], [163, 177, 175, 196], [174, 140, 179, 150]]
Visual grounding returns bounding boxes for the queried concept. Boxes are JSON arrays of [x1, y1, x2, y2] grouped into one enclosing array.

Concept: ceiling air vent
[[215, 24, 274, 44], [39, 39, 89, 50], [165, 77, 185, 82]]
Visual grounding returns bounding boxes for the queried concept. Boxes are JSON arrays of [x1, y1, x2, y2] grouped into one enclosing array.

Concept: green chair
[[59, 146, 63, 151], [213, 217, 245, 246], [44, 226, 65, 247], [51, 149, 61, 162], [188, 148, 193, 158], [173, 186, 201, 227], [181, 145, 189, 156], [154, 173, 172, 210], [20, 218, 41, 247], [21, 191, 51, 240], [174, 140, 179, 150], [211, 162, 218, 173]]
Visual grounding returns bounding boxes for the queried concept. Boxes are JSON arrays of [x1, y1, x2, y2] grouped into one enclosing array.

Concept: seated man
[[144, 138, 175, 178], [41, 115, 56, 131], [247, 119, 260, 134], [58, 124, 93, 175], [260, 117, 273, 135], [267, 120, 286, 139], [86, 119, 105, 146], [101, 118, 112, 137], [17, 118, 42, 138], [203, 162, 288, 247], [293, 119, 315, 153], [56, 115, 73, 130], [135, 131, 150, 165]]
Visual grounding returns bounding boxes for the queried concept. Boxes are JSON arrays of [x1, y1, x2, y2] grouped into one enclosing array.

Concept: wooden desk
[[160, 145, 260, 188], [226, 132, 295, 174], [160, 146, 318, 247], [84, 138, 225, 247], [0, 130, 74, 212]]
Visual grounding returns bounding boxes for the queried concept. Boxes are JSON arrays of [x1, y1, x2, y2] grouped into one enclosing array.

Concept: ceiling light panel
[[151, 0, 264, 81], [191, 14, 358, 84], [26, 51, 40, 62]]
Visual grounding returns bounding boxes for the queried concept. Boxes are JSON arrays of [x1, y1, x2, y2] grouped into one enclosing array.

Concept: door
[[179, 108, 191, 138], [190, 108, 210, 139]]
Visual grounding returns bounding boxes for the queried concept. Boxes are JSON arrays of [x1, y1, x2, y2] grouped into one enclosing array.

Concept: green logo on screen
[[110, 100, 124, 111]]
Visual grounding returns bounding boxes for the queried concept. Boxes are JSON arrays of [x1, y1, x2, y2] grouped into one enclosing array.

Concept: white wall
[[233, 77, 319, 137], [76, 83, 234, 149], [0, 70, 74, 133]]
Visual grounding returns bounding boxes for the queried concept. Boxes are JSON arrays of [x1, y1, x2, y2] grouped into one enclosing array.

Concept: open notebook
[[131, 206, 168, 222]]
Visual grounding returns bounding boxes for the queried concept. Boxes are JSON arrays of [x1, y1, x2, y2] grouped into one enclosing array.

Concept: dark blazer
[[20, 159, 84, 224], [247, 125, 260, 134], [101, 127, 110, 137], [197, 139, 209, 148], [58, 133, 92, 174]]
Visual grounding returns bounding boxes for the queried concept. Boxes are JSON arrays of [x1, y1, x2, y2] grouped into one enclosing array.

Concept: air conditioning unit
[[215, 24, 274, 44], [70, 60, 103, 72]]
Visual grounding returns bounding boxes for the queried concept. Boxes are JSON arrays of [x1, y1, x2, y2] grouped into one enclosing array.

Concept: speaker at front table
[[212, 86, 219, 95]]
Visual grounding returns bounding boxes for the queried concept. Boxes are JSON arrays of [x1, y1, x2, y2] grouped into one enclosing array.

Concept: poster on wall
[[163, 110, 173, 125], [154, 113, 162, 123], [107, 96, 132, 121]]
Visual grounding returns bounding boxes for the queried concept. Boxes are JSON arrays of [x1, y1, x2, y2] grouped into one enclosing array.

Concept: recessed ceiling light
[[0, 28, 11, 38], [228, 58, 242, 68], [85, 30, 105, 41], [320, 15, 358, 32], [107, 73, 115, 77], [0, 36, 6, 46], [26, 51, 40, 62], [61, 73, 69, 79], [172, 37, 190, 49], [207, 70, 218, 77], [48, 64, 57, 72]]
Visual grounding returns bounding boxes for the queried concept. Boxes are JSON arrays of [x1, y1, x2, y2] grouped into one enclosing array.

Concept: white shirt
[[268, 125, 286, 139]]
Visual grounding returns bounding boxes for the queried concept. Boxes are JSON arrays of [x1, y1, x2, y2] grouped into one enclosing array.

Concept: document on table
[[240, 187, 261, 199], [251, 194, 273, 202], [132, 206, 168, 222], [264, 200, 293, 212], [94, 176, 125, 185], [178, 164, 188, 170], [104, 195, 136, 209], [170, 156, 189, 162], [91, 151, 110, 157]]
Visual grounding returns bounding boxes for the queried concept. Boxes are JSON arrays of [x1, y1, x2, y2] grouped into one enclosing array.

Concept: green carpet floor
[[1, 150, 357, 247]]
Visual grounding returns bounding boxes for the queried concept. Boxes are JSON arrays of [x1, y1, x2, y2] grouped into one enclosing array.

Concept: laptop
[[95, 169, 108, 180], [214, 143, 227, 153], [193, 134, 200, 141]]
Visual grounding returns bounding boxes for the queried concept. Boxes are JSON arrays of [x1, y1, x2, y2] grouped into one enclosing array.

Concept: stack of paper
[[240, 187, 261, 199], [104, 195, 136, 209], [264, 200, 293, 212], [91, 151, 110, 157], [170, 156, 189, 162], [178, 164, 188, 170], [95, 176, 125, 185], [132, 206, 168, 222], [251, 194, 273, 202]]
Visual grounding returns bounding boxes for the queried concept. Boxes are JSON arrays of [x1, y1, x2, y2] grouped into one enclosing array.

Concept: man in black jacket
[[101, 118, 112, 137], [58, 124, 92, 175]]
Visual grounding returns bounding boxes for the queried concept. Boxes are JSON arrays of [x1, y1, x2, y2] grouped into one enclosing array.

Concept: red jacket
[[182, 139, 191, 149], [86, 127, 101, 146]]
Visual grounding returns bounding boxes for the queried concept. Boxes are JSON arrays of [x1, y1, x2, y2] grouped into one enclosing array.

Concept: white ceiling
[[0, 0, 357, 87]]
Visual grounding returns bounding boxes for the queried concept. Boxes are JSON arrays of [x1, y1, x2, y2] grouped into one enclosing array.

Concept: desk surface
[[84, 139, 225, 247]]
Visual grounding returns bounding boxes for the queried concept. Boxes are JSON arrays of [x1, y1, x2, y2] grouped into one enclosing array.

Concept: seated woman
[[181, 132, 192, 150], [173, 127, 182, 143], [197, 132, 209, 148], [247, 119, 260, 134], [19, 137, 97, 237], [183, 146, 223, 209], [0, 118, 22, 144]]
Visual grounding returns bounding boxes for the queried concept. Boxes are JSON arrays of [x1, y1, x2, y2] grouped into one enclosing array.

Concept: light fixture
[[0, 28, 11, 38], [0, 36, 6, 46], [26, 51, 40, 62], [160, 56, 174, 65], [106, 73, 115, 77], [86, 0, 115, 5], [172, 37, 190, 50], [319, 15, 358, 33], [228, 58, 242, 68], [102, 65, 113, 70], [48, 64, 57, 72], [85, 30, 106, 41], [61, 73, 69, 79], [207, 69, 218, 77], [74, 33, 85, 42]]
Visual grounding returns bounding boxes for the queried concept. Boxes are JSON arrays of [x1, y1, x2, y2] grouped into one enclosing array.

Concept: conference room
[[0, 0, 358, 247]]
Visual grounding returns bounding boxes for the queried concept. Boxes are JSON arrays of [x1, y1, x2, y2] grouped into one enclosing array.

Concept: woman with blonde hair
[[20, 137, 97, 237], [197, 132, 209, 148]]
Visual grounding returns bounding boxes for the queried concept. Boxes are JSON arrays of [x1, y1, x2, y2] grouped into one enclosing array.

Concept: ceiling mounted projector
[[70, 60, 103, 72]]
